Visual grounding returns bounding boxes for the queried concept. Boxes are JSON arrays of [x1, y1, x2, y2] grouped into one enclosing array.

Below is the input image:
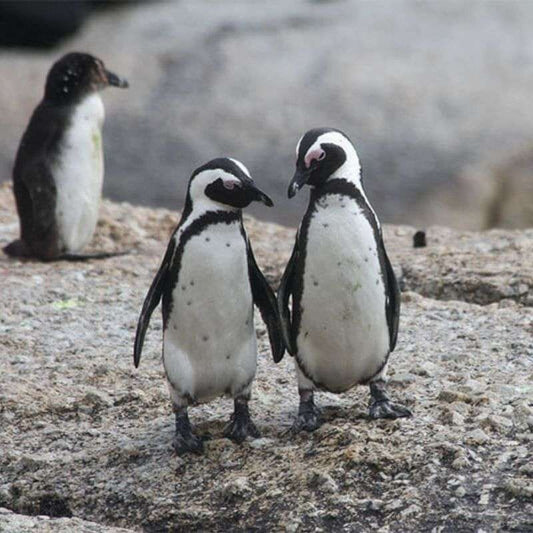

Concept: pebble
[[465, 429, 491, 445], [455, 486, 466, 497]]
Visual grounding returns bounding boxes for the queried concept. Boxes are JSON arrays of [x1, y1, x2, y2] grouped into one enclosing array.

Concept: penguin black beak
[[105, 69, 129, 89], [248, 183, 274, 207], [288, 168, 311, 198]]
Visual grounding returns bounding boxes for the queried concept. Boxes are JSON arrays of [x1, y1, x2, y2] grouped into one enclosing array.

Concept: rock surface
[[0, 185, 532, 532], [2, 1, 533, 228]]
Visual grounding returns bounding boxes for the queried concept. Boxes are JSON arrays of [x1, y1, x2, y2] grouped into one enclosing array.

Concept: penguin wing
[[133, 236, 176, 367], [246, 240, 285, 363], [277, 237, 299, 356], [381, 239, 401, 352], [17, 161, 58, 243]]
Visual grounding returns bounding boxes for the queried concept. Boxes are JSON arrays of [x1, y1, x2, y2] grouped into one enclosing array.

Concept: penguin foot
[[368, 380, 412, 420], [369, 399, 412, 420], [292, 390, 322, 433], [223, 414, 260, 444], [224, 396, 260, 444], [292, 403, 322, 433], [172, 407, 204, 455], [172, 431, 205, 455]]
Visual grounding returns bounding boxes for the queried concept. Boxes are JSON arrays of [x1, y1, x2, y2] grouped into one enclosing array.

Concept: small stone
[[220, 477, 251, 502], [438, 390, 471, 403], [451, 456, 470, 470], [480, 414, 513, 433], [307, 471, 339, 493], [366, 499, 383, 511], [455, 486, 466, 497], [465, 428, 490, 445], [248, 438, 275, 449], [503, 479, 533, 498]]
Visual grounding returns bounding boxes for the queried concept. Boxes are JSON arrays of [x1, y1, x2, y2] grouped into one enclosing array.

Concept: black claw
[[172, 431, 205, 455], [224, 415, 260, 443], [292, 391, 322, 433], [369, 399, 412, 420], [172, 407, 204, 455], [224, 397, 260, 444]]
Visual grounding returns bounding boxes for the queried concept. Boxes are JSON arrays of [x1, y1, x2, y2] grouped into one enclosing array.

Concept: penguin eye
[[317, 151, 326, 161]]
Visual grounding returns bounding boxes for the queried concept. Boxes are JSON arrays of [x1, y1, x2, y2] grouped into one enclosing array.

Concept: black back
[[10, 101, 73, 259]]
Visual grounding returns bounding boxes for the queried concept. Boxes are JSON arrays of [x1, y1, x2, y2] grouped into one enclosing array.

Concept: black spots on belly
[[202, 335, 209, 342], [375, 279, 380, 285], [226, 242, 231, 248], [313, 280, 319, 287], [364, 257, 369, 263], [304, 331, 309, 338], [337, 261, 342, 267], [205, 237, 210, 242], [322, 223, 329, 228], [173, 324, 177, 330], [368, 246, 372, 252], [245, 318, 250, 326], [190, 280, 195, 286], [226, 354, 231, 360], [340, 204, 346, 209], [181, 285, 186, 291], [187, 300, 192, 306]]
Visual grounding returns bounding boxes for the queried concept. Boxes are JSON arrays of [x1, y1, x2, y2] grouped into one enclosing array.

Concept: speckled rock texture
[[0, 184, 532, 532], [2, 1, 533, 228]]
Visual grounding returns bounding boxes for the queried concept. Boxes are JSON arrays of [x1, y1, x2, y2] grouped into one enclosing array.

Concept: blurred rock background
[[1, 0, 532, 228]]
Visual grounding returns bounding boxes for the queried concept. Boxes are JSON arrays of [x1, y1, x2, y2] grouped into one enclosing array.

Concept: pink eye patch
[[304, 148, 326, 169], [223, 179, 241, 190]]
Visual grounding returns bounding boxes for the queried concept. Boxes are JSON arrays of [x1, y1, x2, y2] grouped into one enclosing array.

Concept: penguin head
[[44, 52, 128, 104], [288, 127, 361, 198], [187, 158, 273, 211]]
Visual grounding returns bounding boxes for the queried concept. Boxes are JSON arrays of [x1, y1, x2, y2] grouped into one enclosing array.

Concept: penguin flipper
[[16, 162, 60, 259], [277, 237, 298, 356], [246, 239, 285, 363], [134, 237, 176, 367], [381, 239, 400, 352]]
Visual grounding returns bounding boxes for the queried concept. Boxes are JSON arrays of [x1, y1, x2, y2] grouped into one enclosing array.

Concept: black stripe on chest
[[162, 210, 241, 328], [291, 178, 386, 342]]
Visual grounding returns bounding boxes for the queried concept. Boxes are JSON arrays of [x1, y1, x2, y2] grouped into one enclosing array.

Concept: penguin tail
[[3, 239, 31, 258]]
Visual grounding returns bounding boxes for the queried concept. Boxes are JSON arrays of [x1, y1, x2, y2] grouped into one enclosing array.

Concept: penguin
[[134, 158, 284, 455], [3, 52, 128, 261], [278, 127, 412, 432]]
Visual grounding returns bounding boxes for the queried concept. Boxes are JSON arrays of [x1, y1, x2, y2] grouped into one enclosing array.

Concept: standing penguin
[[3, 52, 128, 261], [134, 158, 284, 454], [278, 128, 412, 431]]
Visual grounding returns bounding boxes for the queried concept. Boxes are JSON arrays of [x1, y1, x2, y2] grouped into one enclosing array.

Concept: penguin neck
[[181, 196, 241, 230]]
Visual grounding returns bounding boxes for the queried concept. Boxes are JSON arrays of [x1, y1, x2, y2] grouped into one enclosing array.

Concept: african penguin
[[278, 127, 412, 432], [134, 158, 284, 455], [3, 52, 128, 261]]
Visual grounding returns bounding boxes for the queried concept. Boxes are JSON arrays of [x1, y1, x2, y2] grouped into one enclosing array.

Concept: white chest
[[297, 194, 389, 390], [164, 222, 256, 403], [54, 94, 105, 252]]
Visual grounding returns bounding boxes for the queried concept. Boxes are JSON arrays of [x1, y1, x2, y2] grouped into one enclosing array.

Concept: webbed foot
[[368, 380, 412, 420], [224, 397, 260, 444], [291, 390, 322, 433], [173, 407, 204, 455]]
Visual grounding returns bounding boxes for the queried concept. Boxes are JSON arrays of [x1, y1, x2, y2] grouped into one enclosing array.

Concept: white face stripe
[[303, 131, 362, 182], [228, 158, 251, 178], [188, 169, 237, 207], [295, 134, 304, 157]]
